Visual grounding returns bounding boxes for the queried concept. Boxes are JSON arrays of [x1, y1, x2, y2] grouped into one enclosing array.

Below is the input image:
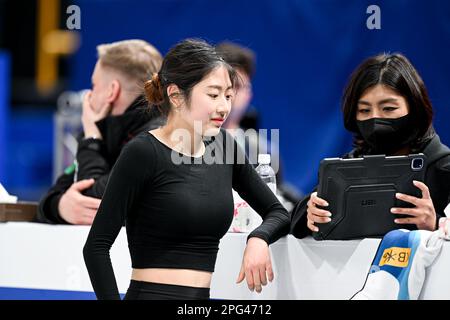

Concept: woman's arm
[[83, 136, 153, 299], [230, 137, 290, 243], [230, 135, 290, 293], [290, 192, 313, 238], [232, 160, 291, 243]]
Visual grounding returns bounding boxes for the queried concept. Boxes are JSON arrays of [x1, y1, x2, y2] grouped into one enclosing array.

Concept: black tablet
[[313, 153, 426, 240]]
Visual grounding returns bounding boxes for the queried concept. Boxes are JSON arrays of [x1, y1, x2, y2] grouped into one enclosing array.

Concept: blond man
[[37, 40, 164, 225]]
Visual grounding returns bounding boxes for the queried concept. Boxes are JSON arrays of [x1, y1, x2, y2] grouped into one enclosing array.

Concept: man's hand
[[81, 90, 111, 139], [58, 179, 101, 225]]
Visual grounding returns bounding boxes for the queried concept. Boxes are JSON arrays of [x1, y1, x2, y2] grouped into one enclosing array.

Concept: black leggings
[[123, 280, 210, 300]]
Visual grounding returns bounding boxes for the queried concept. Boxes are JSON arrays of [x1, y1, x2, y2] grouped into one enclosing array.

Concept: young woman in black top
[[83, 39, 290, 300], [291, 53, 450, 238]]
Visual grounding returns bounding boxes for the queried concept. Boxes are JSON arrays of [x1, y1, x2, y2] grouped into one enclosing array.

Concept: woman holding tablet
[[291, 53, 450, 238]]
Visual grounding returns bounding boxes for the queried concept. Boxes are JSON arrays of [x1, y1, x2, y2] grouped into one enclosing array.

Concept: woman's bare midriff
[[131, 268, 212, 288]]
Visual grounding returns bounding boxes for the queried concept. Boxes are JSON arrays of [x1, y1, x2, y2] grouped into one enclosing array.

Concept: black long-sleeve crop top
[[83, 128, 290, 299]]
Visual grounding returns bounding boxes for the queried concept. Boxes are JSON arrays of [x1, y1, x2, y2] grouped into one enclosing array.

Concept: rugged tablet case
[[313, 154, 426, 240]]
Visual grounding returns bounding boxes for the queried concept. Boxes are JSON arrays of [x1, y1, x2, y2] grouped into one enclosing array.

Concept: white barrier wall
[[0, 222, 448, 299]]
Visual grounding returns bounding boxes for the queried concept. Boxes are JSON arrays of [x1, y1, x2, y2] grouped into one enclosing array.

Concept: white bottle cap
[[258, 154, 271, 165]]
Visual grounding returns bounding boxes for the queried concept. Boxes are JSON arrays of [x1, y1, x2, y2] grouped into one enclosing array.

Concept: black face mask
[[356, 114, 417, 155]]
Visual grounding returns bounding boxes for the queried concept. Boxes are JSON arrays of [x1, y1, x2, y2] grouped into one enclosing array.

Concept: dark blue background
[[2, 0, 450, 200], [0, 52, 9, 186]]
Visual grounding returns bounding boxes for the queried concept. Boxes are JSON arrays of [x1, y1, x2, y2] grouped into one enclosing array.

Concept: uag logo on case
[[361, 199, 376, 207], [379, 247, 411, 268]]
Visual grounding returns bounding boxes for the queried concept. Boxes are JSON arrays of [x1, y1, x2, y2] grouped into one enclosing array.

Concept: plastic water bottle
[[255, 154, 277, 195]]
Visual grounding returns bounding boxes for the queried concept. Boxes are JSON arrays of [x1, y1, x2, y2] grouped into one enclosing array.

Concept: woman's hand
[[306, 192, 332, 232], [391, 180, 437, 231], [236, 237, 273, 293]]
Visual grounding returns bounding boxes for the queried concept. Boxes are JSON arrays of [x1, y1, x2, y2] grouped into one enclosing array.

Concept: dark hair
[[215, 41, 256, 79], [342, 53, 434, 152], [144, 39, 237, 116]]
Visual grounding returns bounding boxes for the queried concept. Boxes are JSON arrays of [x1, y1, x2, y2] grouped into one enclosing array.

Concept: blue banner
[[68, 0, 450, 193], [0, 51, 10, 184]]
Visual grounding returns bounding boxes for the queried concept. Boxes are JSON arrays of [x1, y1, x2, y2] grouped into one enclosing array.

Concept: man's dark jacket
[[36, 97, 165, 224]]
